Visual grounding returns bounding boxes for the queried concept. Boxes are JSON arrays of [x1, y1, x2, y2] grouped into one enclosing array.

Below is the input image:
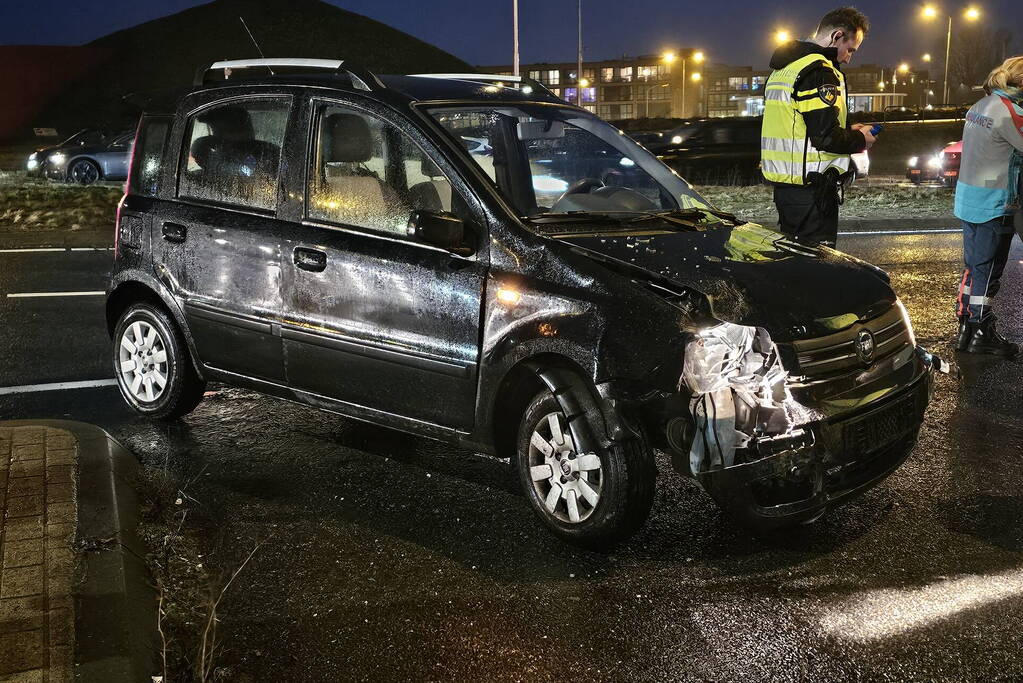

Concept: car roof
[[137, 71, 565, 115]]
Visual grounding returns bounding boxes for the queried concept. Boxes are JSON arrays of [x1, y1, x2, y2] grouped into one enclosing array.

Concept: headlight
[[26, 159, 38, 170], [50, 153, 67, 165], [671, 135, 683, 144], [895, 299, 916, 347], [927, 155, 942, 169], [908, 156, 918, 167]]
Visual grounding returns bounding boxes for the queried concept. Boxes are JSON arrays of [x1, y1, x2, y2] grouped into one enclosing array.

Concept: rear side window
[[178, 98, 290, 211], [129, 117, 170, 197]]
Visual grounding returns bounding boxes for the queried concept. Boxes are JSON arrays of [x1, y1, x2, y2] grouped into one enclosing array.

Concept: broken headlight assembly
[[675, 321, 816, 476]]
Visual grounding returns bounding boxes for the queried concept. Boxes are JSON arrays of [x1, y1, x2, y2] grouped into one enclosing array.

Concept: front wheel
[[113, 303, 206, 420], [516, 388, 656, 549], [68, 159, 100, 185]]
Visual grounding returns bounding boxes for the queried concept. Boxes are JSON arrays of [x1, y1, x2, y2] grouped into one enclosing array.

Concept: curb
[[0, 231, 112, 250], [1, 419, 156, 683]]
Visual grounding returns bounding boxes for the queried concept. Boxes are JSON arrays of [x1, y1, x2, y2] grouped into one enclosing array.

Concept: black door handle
[[294, 247, 327, 272], [162, 222, 187, 243]]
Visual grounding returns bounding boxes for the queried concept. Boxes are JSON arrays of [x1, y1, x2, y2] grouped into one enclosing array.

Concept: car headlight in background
[[50, 153, 67, 166], [671, 135, 683, 144], [908, 156, 919, 167], [927, 155, 942, 169]]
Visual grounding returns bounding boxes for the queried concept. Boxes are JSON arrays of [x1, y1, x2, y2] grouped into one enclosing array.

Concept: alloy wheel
[[69, 160, 99, 185], [118, 320, 169, 403], [527, 412, 603, 524]]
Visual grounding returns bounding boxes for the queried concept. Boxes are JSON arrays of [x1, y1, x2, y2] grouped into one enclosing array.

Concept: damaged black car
[[107, 60, 945, 548]]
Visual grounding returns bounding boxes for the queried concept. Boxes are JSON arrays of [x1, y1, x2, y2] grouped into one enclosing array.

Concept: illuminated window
[[583, 68, 596, 80], [582, 87, 597, 103], [620, 66, 633, 82], [728, 77, 749, 90], [528, 70, 541, 80], [751, 76, 766, 91], [601, 67, 614, 82], [547, 70, 560, 85], [657, 64, 669, 78], [563, 87, 577, 101]]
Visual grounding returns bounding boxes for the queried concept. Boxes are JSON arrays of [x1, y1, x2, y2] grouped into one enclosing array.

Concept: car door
[[151, 94, 293, 384], [98, 133, 133, 179], [279, 97, 487, 430]]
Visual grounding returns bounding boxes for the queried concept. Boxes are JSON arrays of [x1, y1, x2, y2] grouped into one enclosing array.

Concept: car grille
[[788, 305, 911, 378]]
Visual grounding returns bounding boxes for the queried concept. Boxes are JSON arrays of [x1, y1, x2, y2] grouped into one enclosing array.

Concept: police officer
[[761, 7, 876, 247]]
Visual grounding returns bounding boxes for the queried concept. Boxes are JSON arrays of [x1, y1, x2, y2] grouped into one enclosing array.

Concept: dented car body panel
[[108, 69, 940, 530]]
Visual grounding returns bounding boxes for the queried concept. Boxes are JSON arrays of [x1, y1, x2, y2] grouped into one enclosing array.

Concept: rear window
[[177, 98, 290, 211], [129, 117, 170, 197]]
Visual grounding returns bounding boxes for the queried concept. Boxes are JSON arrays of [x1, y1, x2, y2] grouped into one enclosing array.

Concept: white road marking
[[6, 291, 105, 298], [0, 246, 113, 253], [839, 228, 961, 236], [0, 379, 117, 395]]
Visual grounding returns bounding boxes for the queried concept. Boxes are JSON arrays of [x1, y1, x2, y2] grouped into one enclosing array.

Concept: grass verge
[[0, 172, 121, 233]]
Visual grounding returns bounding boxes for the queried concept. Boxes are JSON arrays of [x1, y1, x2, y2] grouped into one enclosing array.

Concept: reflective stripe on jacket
[[762, 53, 851, 185], [954, 91, 1023, 223]]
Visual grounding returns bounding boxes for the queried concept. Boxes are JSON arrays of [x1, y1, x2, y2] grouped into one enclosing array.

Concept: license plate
[[843, 389, 921, 454]]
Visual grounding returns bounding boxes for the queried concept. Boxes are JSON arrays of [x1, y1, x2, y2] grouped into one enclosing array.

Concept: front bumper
[[694, 349, 940, 529]]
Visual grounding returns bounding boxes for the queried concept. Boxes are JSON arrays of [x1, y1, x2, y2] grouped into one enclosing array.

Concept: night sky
[[2, 0, 1021, 69]]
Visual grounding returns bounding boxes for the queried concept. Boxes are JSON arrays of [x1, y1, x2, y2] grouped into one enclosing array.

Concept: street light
[[899, 63, 910, 73], [675, 49, 706, 118], [921, 4, 982, 103], [922, 53, 932, 62], [774, 29, 791, 45], [691, 72, 702, 82]]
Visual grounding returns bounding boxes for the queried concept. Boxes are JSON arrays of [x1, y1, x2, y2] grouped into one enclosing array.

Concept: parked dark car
[[907, 140, 962, 186], [43, 130, 133, 184], [637, 117, 869, 186], [106, 59, 943, 548], [26, 129, 109, 177]]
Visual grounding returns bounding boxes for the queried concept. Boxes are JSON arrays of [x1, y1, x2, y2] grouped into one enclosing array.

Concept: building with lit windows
[[478, 58, 930, 121]]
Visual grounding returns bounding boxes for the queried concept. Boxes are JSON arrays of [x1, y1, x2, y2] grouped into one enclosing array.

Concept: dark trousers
[[957, 217, 1016, 322], [773, 181, 840, 247]]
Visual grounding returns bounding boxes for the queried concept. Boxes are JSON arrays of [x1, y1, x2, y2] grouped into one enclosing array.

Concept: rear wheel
[[516, 388, 656, 549], [113, 303, 206, 420]]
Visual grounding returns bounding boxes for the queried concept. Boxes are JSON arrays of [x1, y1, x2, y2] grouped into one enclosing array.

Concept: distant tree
[[936, 26, 1013, 101]]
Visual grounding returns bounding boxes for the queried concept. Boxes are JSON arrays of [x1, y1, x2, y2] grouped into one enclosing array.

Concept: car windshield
[[426, 104, 717, 224]]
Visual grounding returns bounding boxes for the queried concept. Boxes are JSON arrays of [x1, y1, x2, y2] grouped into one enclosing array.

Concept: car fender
[[107, 269, 205, 379]]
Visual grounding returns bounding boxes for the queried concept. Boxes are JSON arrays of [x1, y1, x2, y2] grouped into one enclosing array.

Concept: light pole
[[512, 0, 519, 77], [576, 0, 583, 106], [643, 82, 668, 118], [922, 5, 981, 104], [667, 50, 703, 118]]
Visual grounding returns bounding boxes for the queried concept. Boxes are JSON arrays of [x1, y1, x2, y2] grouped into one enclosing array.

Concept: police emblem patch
[[818, 84, 839, 105]]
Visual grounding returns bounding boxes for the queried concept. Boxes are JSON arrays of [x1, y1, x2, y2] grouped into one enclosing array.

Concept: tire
[[113, 303, 206, 420], [68, 159, 100, 185], [515, 388, 656, 549]]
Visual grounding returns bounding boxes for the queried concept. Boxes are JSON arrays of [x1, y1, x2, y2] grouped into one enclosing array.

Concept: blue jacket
[[954, 89, 1023, 224]]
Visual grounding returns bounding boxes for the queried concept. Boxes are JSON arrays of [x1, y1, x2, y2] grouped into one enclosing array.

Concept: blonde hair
[[985, 56, 1023, 93]]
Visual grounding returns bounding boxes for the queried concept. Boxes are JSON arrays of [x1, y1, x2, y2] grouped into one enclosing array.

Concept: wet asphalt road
[[1, 234, 1022, 681]]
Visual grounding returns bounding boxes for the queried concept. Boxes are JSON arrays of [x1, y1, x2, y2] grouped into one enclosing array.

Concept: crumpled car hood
[[556, 222, 894, 341]]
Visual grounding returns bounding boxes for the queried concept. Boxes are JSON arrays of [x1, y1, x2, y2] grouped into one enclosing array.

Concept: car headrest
[[322, 113, 373, 163], [197, 106, 253, 142], [189, 136, 220, 170]]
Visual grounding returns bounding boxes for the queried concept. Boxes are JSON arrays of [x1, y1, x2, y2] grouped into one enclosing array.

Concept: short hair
[[814, 7, 870, 39]]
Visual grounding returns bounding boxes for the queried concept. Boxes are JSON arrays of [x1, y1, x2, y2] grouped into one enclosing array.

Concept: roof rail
[[193, 58, 385, 91], [409, 72, 556, 99]]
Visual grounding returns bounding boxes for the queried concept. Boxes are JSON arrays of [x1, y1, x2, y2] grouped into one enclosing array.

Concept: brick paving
[[0, 426, 77, 682]]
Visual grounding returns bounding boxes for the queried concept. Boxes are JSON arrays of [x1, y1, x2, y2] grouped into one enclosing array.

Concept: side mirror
[[407, 210, 468, 253]]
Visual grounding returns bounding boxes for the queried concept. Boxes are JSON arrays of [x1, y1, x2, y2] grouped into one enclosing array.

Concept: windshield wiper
[[624, 210, 709, 230], [526, 211, 625, 224]]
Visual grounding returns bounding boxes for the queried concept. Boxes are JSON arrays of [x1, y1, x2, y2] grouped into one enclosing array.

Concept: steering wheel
[[557, 177, 604, 204]]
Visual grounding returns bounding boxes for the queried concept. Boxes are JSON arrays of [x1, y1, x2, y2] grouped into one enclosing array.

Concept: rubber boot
[[955, 316, 974, 351], [964, 316, 1020, 358]]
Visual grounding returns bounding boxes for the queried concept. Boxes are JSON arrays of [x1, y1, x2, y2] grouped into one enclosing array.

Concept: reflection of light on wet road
[[820, 566, 1023, 641]]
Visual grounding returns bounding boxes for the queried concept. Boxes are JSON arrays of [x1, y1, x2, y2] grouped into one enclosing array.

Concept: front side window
[[308, 103, 462, 237], [178, 98, 289, 211], [428, 105, 713, 221]]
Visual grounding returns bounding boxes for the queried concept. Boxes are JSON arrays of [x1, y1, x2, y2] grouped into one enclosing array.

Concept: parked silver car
[[43, 131, 133, 184]]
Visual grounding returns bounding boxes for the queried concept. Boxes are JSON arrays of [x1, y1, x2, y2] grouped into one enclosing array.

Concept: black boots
[[959, 316, 1020, 358], [955, 316, 973, 351]]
